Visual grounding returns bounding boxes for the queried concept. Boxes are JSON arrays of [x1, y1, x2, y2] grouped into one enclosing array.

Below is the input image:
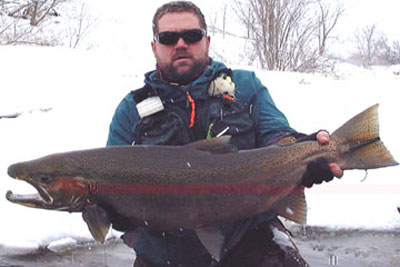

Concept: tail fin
[[332, 104, 398, 170]]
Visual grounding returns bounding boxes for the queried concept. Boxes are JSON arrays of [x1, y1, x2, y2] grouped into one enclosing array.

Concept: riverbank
[[1, 227, 399, 267]]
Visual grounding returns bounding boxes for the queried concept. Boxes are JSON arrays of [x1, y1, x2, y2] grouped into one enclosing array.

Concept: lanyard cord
[[186, 92, 195, 128]]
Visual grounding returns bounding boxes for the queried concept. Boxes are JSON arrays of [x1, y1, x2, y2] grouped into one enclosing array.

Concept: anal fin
[[272, 186, 307, 225], [195, 226, 225, 262]]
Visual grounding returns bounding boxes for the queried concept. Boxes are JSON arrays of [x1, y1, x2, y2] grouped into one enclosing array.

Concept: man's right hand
[[316, 131, 343, 178], [301, 131, 343, 188]]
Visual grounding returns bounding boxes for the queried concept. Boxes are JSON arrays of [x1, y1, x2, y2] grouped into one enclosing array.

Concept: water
[[0, 239, 135, 267], [0, 228, 399, 266]]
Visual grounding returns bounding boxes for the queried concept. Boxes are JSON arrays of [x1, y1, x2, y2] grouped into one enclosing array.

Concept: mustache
[[173, 49, 192, 60]]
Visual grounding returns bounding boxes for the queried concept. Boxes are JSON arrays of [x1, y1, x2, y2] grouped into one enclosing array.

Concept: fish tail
[[332, 104, 398, 170]]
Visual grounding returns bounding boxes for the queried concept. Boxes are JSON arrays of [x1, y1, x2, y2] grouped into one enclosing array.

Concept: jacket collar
[[144, 59, 228, 101]]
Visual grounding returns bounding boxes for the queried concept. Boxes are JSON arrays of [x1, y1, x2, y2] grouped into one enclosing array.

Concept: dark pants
[[133, 219, 309, 267]]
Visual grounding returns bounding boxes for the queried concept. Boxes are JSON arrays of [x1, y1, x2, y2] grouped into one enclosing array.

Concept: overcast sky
[[85, 0, 400, 58], [339, 0, 400, 40]]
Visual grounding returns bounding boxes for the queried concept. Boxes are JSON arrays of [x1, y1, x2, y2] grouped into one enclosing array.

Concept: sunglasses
[[154, 29, 207, 45]]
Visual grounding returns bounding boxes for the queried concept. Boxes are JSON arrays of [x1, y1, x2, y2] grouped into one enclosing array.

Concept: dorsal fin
[[276, 136, 297, 146], [272, 186, 307, 225], [187, 136, 238, 154]]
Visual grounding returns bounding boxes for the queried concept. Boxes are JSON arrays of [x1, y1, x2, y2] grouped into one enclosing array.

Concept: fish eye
[[38, 175, 51, 183]]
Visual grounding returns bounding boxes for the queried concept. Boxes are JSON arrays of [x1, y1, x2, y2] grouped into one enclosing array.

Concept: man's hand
[[316, 131, 343, 178], [301, 130, 344, 188]]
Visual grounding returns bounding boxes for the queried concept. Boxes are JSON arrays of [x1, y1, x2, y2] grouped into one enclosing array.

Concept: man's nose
[[175, 37, 189, 48]]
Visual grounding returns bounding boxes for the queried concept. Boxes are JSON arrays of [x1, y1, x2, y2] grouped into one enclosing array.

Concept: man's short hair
[[152, 1, 207, 35]]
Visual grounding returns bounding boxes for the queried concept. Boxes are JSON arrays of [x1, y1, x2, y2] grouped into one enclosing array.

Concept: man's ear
[[151, 41, 156, 55], [206, 35, 211, 51]]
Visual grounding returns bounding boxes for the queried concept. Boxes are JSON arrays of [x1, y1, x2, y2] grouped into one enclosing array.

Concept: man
[[107, 1, 343, 266]]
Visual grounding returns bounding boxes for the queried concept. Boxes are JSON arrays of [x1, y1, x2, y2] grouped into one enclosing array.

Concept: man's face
[[151, 12, 210, 85]]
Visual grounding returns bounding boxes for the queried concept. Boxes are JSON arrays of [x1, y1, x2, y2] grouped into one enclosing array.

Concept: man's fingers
[[329, 163, 343, 178], [316, 131, 344, 178], [316, 130, 330, 144]]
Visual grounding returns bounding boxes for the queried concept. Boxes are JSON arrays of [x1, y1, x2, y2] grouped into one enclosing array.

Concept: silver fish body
[[5, 104, 398, 254]]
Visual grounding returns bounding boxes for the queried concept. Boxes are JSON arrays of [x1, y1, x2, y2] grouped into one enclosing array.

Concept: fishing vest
[[131, 69, 256, 150], [122, 68, 284, 266]]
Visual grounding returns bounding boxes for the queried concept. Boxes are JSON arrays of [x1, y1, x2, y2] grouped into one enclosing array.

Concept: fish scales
[[74, 144, 312, 229], [7, 137, 335, 229]]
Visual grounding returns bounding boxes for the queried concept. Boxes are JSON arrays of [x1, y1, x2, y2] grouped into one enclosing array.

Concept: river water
[[0, 227, 399, 267]]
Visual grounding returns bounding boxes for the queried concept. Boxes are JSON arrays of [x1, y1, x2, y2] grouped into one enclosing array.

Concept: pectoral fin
[[195, 226, 225, 262], [82, 204, 111, 243]]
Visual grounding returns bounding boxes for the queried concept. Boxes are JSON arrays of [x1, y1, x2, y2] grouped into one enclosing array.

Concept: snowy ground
[[0, 44, 399, 259]]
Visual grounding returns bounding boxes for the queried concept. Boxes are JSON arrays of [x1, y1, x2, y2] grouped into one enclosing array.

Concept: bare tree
[[7, 0, 63, 26], [352, 25, 400, 68], [375, 36, 400, 65], [1, 0, 64, 45], [65, 1, 97, 48], [1, 0, 96, 47], [208, 11, 218, 35], [222, 4, 227, 39], [208, 3, 228, 39], [354, 24, 377, 68], [316, 0, 344, 56], [391, 41, 400, 64], [1, 11, 61, 45], [233, 0, 343, 72]]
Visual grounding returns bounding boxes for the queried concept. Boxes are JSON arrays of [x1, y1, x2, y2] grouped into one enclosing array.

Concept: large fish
[[5, 104, 398, 260]]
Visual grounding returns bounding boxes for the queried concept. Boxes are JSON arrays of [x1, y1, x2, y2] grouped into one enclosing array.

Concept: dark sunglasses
[[154, 29, 206, 45]]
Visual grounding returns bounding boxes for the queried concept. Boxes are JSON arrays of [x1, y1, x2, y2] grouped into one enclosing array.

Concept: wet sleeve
[[249, 73, 296, 147], [106, 94, 139, 147]]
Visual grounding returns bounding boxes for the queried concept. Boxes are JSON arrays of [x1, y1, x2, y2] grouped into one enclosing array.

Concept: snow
[[0, 46, 134, 255], [47, 237, 78, 253], [1, 0, 400, 256]]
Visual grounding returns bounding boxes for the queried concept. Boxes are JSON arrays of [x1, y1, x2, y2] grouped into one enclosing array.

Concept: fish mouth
[[6, 179, 54, 209], [6, 174, 90, 211]]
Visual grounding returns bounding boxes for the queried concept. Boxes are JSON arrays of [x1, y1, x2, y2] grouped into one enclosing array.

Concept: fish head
[[6, 154, 92, 212]]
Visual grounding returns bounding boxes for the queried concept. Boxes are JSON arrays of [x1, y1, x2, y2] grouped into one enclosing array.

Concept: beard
[[158, 50, 210, 85]]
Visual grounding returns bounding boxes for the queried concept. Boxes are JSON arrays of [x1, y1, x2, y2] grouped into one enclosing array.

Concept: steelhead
[[5, 104, 398, 260]]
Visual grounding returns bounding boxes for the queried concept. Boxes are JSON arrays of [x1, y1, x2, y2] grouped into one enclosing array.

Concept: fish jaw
[[6, 179, 54, 209], [6, 175, 91, 212]]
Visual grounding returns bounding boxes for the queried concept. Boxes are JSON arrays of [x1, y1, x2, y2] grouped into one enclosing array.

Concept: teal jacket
[[107, 59, 296, 266]]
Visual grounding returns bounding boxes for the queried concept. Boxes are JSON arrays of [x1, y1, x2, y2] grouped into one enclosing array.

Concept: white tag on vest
[[136, 96, 164, 118]]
